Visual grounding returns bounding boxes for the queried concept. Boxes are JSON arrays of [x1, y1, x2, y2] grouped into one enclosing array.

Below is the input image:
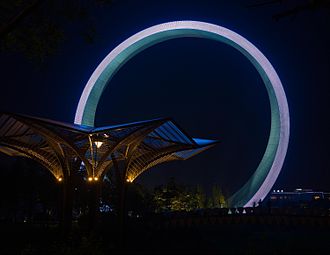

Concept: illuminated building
[[267, 189, 330, 210]]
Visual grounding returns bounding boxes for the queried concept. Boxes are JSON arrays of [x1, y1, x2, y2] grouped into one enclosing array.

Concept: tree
[[152, 179, 229, 212], [0, 157, 58, 222], [126, 182, 154, 214], [153, 177, 199, 212], [195, 185, 206, 209], [0, 0, 117, 63], [211, 185, 227, 208]]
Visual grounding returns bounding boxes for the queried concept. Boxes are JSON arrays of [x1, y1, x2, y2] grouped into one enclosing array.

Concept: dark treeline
[[148, 177, 227, 213], [0, 0, 117, 63], [0, 157, 228, 223], [1, 157, 330, 255]]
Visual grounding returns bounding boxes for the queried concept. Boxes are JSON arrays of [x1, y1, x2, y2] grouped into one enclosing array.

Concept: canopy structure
[[0, 112, 218, 232], [0, 112, 218, 183]]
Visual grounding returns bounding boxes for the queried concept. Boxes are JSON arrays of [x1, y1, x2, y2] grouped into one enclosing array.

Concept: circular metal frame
[[74, 21, 290, 207]]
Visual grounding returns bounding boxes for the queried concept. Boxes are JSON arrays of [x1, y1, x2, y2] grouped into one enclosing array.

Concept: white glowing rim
[[74, 21, 290, 207]]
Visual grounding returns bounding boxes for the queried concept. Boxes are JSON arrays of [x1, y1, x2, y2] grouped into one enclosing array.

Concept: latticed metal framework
[[0, 112, 218, 183]]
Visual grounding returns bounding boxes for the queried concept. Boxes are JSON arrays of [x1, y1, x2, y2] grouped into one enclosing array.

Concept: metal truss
[[0, 112, 219, 183]]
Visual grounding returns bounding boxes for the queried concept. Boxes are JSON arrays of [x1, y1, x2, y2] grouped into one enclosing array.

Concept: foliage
[[126, 182, 155, 213], [211, 184, 227, 208], [153, 177, 198, 212], [152, 177, 227, 213], [0, 156, 228, 221], [0, 156, 59, 222], [0, 0, 116, 63], [195, 185, 206, 209]]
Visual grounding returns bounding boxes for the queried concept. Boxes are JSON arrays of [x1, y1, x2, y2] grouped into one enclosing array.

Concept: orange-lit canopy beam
[[0, 112, 219, 232]]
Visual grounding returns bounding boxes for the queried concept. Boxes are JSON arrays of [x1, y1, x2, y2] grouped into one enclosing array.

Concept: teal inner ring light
[[74, 21, 290, 207]]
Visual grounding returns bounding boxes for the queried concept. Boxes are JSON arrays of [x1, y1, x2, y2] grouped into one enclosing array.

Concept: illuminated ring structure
[[74, 21, 290, 207]]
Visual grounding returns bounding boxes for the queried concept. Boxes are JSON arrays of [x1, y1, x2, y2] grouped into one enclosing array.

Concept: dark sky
[[1, 0, 329, 195]]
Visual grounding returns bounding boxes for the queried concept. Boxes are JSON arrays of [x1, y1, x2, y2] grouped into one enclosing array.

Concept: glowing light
[[88, 177, 93, 181], [94, 141, 103, 148], [74, 20, 290, 208], [126, 178, 133, 183], [94, 177, 99, 181], [58, 177, 63, 182]]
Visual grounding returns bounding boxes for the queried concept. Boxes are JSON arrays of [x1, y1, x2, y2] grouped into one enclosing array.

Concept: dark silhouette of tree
[[0, 0, 116, 63], [152, 178, 227, 212], [126, 182, 154, 214], [0, 156, 58, 222], [153, 177, 198, 212], [209, 184, 227, 208], [195, 185, 206, 209]]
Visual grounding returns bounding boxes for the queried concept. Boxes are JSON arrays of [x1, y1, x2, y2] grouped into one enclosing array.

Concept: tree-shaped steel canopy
[[0, 112, 218, 182]]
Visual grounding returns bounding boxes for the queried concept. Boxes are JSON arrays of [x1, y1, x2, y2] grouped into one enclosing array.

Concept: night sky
[[1, 1, 329, 196]]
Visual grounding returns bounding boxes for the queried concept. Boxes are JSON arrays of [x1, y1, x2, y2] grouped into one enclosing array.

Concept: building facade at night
[[267, 189, 330, 209], [262, 188, 330, 216]]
